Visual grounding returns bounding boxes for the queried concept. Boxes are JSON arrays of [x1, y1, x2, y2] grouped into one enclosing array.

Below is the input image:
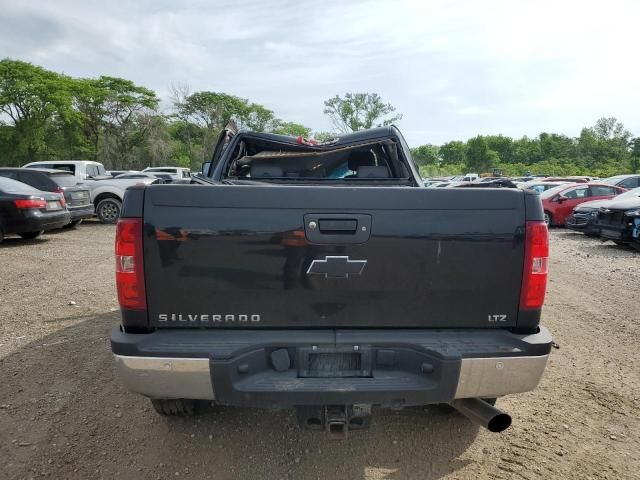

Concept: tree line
[[0, 59, 404, 171], [412, 118, 640, 178], [1, 58, 638, 176], [0, 59, 318, 170]]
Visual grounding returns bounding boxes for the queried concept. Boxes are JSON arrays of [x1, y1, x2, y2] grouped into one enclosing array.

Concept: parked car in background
[[115, 172, 175, 184], [542, 176, 592, 183], [567, 187, 640, 237], [24, 160, 158, 223], [520, 181, 570, 194], [593, 187, 640, 247], [0, 168, 93, 227], [541, 183, 626, 226], [0, 177, 70, 242], [454, 178, 518, 189], [565, 199, 613, 236], [422, 178, 450, 187], [108, 170, 138, 177], [24, 160, 110, 181], [153, 173, 175, 184], [142, 166, 191, 182], [511, 176, 534, 183], [600, 174, 640, 190]]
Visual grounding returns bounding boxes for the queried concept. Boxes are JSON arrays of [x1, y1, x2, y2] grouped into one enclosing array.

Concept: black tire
[[543, 211, 552, 226], [96, 198, 121, 224], [632, 243, 640, 253], [0, 225, 4, 243], [18, 230, 43, 239], [150, 398, 196, 416], [64, 219, 83, 229]]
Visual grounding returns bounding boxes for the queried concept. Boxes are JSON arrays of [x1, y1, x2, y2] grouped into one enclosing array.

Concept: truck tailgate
[[143, 185, 526, 328]]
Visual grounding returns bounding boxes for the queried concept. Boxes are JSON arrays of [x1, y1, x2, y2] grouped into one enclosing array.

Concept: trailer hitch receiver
[[296, 405, 372, 438]]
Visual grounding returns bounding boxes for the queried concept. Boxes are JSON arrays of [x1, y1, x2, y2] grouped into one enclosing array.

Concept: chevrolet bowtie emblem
[[306, 256, 367, 278]]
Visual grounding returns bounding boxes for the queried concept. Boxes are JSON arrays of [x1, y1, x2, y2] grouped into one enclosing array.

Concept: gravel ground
[[0, 223, 638, 480]]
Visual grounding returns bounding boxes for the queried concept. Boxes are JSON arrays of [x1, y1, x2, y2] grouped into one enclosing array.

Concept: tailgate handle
[[318, 219, 357, 234], [304, 214, 371, 244]]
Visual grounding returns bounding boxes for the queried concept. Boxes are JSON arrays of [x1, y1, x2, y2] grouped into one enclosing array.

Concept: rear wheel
[[543, 212, 552, 226], [150, 398, 196, 416], [0, 226, 4, 243], [18, 231, 43, 239], [96, 198, 121, 224]]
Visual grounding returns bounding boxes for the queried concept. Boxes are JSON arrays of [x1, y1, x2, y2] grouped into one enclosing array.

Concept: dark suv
[[601, 174, 640, 190], [0, 168, 94, 227]]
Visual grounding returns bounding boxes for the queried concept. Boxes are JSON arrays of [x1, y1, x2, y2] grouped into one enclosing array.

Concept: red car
[[541, 182, 626, 226]]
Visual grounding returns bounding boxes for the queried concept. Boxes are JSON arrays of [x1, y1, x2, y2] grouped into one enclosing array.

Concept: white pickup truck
[[23, 160, 157, 223]]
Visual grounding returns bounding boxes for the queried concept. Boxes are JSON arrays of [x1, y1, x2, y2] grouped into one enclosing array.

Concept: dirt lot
[[1, 222, 638, 480]]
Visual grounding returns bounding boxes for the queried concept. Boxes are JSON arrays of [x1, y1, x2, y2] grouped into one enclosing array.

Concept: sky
[[1, 0, 639, 146]]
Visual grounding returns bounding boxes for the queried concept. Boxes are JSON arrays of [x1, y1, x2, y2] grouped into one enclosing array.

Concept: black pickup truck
[[111, 126, 552, 435]]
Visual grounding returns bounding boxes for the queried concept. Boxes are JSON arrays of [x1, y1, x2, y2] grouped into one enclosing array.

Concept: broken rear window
[[223, 138, 412, 182]]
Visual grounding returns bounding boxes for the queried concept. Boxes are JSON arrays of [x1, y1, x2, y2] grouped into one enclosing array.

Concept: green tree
[[71, 78, 113, 161], [439, 140, 467, 165], [0, 59, 74, 164], [591, 117, 631, 143], [323, 93, 402, 132], [135, 113, 174, 169], [485, 135, 514, 163], [630, 137, 640, 173], [576, 118, 632, 171], [466, 136, 499, 172], [312, 131, 337, 142], [240, 103, 276, 132], [175, 91, 258, 163], [271, 121, 312, 137], [511, 136, 542, 164], [94, 76, 159, 169], [180, 91, 250, 131], [410, 144, 439, 166], [538, 133, 575, 161]]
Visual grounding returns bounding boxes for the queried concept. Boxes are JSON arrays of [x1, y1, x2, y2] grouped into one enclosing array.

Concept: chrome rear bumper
[[113, 326, 551, 402], [114, 356, 214, 400]]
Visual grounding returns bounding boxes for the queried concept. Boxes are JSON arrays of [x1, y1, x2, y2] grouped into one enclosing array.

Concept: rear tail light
[[520, 221, 549, 310], [54, 187, 66, 207], [14, 198, 47, 209], [115, 218, 146, 310]]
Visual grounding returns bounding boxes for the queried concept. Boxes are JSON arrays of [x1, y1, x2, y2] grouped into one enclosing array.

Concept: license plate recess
[[297, 347, 372, 378]]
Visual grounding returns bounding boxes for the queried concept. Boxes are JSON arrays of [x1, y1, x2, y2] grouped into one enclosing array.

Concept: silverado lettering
[[111, 125, 552, 435], [157, 314, 261, 323]]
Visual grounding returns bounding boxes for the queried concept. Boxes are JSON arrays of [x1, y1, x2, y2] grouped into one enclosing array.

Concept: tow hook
[[296, 405, 372, 438]]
